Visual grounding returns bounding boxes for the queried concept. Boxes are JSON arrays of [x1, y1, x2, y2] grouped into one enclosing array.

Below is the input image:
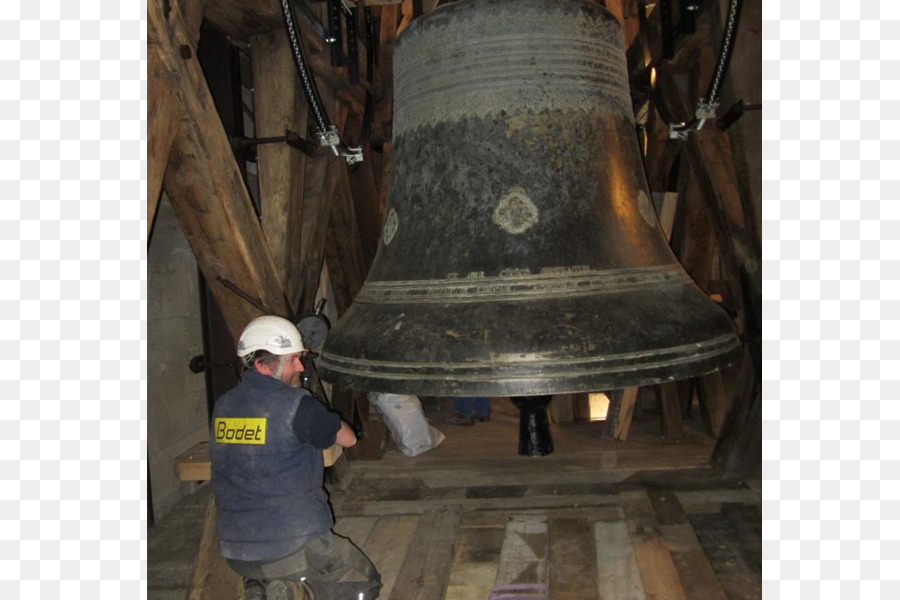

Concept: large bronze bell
[[319, 0, 741, 396]]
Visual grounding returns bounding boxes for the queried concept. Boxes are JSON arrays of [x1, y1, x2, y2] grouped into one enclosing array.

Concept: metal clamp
[[316, 126, 364, 164], [316, 125, 341, 148], [340, 146, 364, 165], [695, 98, 719, 120], [668, 98, 720, 140], [668, 122, 689, 141]]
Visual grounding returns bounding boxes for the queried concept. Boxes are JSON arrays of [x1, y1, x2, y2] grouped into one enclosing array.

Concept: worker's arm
[[334, 420, 358, 448]]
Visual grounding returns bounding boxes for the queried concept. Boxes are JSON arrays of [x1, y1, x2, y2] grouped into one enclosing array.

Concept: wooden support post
[[656, 382, 683, 442], [614, 386, 640, 440], [251, 28, 312, 313], [325, 158, 369, 314], [147, 47, 178, 239], [677, 378, 694, 418], [147, 0, 207, 241], [658, 191, 679, 241], [149, 0, 291, 342], [696, 371, 731, 438], [372, 3, 400, 146], [602, 389, 623, 440], [549, 394, 574, 424]]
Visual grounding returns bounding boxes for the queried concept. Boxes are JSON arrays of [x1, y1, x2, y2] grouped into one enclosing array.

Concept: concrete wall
[[148, 193, 210, 523]]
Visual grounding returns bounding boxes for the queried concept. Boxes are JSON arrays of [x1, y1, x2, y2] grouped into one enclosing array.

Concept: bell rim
[[318, 333, 742, 397]]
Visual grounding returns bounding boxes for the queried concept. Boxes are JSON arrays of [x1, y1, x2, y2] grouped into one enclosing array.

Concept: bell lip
[[317, 335, 742, 397]]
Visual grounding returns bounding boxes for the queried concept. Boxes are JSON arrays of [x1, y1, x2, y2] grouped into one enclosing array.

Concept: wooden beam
[[203, 0, 403, 41], [150, 0, 291, 342], [649, 491, 728, 600], [669, 162, 716, 292], [614, 386, 639, 440], [147, 47, 178, 239], [184, 497, 243, 600], [251, 28, 312, 313], [696, 371, 732, 438], [389, 506, 462, 600], [324, 165, 368, 314], [147, 0, 207, 240], [345, 142, 384, 270], [623, 491, 689, 600], [653, 61, 760, 322], [371, 3, 400, 146], [594, 521, 646, 600], [656, 382, 683, 442]]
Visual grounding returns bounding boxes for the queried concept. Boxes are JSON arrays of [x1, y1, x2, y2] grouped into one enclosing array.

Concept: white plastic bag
[[368, 392, 446, 457]]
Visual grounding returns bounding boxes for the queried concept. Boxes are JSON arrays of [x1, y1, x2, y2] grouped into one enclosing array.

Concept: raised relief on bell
[[493, 187, 539, 235], [383, 208, 399, 246], [637, 190, 657, 229]]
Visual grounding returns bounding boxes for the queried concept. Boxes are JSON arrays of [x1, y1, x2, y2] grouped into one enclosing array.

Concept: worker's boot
[[265, 579, 312, 600], [447, 413, 474, 426], [241, 578, 266, 600]]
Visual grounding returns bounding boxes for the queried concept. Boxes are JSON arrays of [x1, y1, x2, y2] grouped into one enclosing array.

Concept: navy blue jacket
[[210, 370, 337, 561]]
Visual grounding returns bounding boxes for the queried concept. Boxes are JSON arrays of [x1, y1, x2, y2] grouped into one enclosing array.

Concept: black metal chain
[[278, 0, 333, 135], [705, 0, 743, 103]]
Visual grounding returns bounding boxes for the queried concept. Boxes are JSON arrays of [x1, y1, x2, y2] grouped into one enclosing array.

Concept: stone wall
[[148, 193, 210, 522]]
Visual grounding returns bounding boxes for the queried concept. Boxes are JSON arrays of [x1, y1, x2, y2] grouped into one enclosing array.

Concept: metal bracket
[[668, 122, 690, 141], [234, 128, 318, 156], [695, 98, 719, 120], [668, 99, 720, 140], [340, 146, 364, 165], [316, 125, 341, 148], [317, 126, 364, 164]]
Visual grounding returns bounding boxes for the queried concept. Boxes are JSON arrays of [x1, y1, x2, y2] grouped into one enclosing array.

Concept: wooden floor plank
[[334, 492, 623, 517], [661, 524, 728, 600], [461, 507, 625, 529], [652, 491, 727, 600], [674, 489, 761, 515], [594, 521, 647, 600], [388, 506, 462, 600], [647, 489, 689, 526], [632, 536, 688, 600], [361, 515, 419, 600], [549, 517, 599, 600], [495, 515, 549, 586], [332, 516, 378, 549], [621, 491, 688, 600], [722, 502, 762, 570], [689, 511, 761, 600], [445, 522, 505, 600]]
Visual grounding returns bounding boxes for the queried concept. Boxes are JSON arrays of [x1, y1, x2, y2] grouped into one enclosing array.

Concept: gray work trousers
[[226, 531, 382, 600]]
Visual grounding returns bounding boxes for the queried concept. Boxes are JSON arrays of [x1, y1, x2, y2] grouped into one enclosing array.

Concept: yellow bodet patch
[[213, 418, 267, 444]]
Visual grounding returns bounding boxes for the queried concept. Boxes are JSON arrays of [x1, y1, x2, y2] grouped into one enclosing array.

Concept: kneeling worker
[[210, 315, 382, 600]]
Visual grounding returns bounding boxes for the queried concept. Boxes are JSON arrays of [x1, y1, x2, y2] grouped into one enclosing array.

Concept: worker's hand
[[335, 420, 358, 448]]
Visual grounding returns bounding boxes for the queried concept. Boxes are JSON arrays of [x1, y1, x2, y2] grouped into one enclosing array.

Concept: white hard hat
[[236, 315, 306, 357]]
